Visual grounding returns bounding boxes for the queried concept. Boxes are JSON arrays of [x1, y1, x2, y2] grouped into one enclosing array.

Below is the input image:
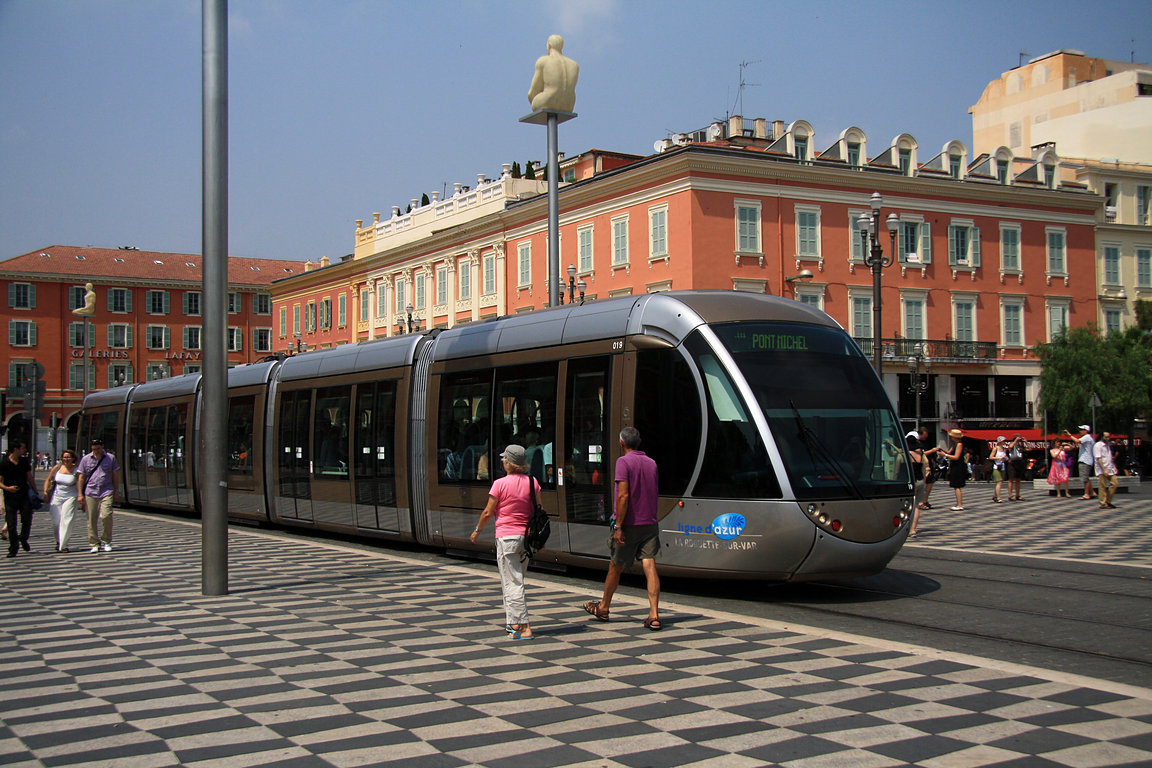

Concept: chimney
[[753, 118, 767, 139], [729, 114, 743, 139], [304, 260, 314, 272], [772, 120, 786, 140], [320, 256, 330, 268]]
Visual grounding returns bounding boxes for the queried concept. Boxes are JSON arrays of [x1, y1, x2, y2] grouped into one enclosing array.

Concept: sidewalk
[[3, 509, 1152, 767]]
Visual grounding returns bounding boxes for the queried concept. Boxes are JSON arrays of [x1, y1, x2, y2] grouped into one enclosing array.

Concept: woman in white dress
[[44, 449, 80, 553]]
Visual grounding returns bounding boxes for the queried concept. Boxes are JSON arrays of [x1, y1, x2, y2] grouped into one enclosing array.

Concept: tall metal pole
[[871, 242, 883, 374], [201, 0, 229, 595], [546, 114, 560, 307]]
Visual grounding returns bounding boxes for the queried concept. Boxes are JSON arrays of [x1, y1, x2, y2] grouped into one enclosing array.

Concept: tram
[[80, 291, 915, 580]]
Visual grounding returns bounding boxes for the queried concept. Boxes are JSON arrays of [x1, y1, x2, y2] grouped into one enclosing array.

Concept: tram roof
[[130, 372, 202, 402], [276, 333, 422, 382]]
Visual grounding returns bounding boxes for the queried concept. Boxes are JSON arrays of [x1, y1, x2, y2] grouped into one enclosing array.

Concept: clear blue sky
[[0, 0, 1145, 263]]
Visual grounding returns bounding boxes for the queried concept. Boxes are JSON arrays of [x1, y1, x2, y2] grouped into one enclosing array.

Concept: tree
[[1035, 324, 1152, 433], [511, 161, 522, 179], [524, 161, 536, 180], [420, 193, 430, 207], [1136, 298, 1152, 331]]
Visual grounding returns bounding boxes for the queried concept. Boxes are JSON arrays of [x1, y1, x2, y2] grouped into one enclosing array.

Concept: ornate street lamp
[[563, 264, 587, 305], [405, 303, 416, 333], [856, 192, 899, 374]]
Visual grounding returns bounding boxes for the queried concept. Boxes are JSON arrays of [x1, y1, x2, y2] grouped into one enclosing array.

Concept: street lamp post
[[405, 303, 416, 333], [563, 264, 588, 305], [856, 192, 899, 374], [908, 342, 931, 431]]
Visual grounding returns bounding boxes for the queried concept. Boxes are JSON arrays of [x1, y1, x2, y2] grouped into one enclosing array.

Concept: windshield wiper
[[790, 401, 865, 500]]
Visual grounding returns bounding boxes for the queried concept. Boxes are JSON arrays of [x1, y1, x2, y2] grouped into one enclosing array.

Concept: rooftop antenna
[[730, 59, 760, 117], [1018, 51, 1030, 67]]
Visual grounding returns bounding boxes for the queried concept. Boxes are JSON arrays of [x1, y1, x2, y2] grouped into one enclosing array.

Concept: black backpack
[[522, 475, 551, 562]]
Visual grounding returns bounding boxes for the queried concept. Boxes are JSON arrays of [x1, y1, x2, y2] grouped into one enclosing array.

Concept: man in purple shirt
[[77, 438, 120, 553], [583, 426, 663, 630]]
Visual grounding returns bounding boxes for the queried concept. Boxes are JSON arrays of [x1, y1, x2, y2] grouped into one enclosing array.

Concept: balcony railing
[[855, 337, 998, 362]]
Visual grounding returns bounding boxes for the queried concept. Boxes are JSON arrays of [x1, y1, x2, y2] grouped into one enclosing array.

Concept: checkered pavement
[[2, 504, 1152, 767]]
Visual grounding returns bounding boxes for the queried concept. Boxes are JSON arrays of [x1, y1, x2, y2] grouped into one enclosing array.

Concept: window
[[847, 142, 861, 167], [794, 135, 809, 161], [304, 302, 316, 332], [1002, 301, 1024, 346], [292, 305, 301, 335], [436, 268, 446, 306], [360, 289, 369, 322], [1000, 225, 1021, 272], [184, 326, 202, 350], [903, 296, 925, 340], [107, 323, 132, 349], [108, 288, 131, 313], [279, 307, 287, 337], [899, 218, 931, 264], [851, 295, 872, 339], [518, 242, 531, 287], [253, 328, 271, 352], [611, 215, 629, 266], [1138, 186, 1151, 226], [146, 325, 170, 350], [483, 255, 496, 295], [319, 298, 332, 329], [8, 283, 34, 309], [69, 322, 93, 348], [1103, 245, 1121, 285], [735, 202, 760, 255], [954, 298, 976, 342], [338, 293, 347, 326], [1047, 300, 1069, 341], [69, 362, 95, 391], [145, 362, 170, 382], [184, 364, 201, 376], [949, 154, 963, 179], [253, 294, 271, 315], [8, 361, 33, 389], [1046, 228, 1067, 275], [228, 293, 241, 314], [1138, 248, 1152, 288], [649, 206, 668, 259], [577, 226, 593, 273], [414, 275, 425, 310], [377, 282, 388, 317], [948, 222, 980, 267], [899, 147, 912, 175], [227, 327, 243, 352], [107, 364, 132, 389], [146, 290, 169, 315], [8, 320, 36, 346], [796, 290, 823, 310], [795, 206, 820, 259], [996, 158, 1010, 184], [69, 285, 87, 310], [849, 210, 866, 262], [1105, 309, 1122, 334], [459, 260, 471, 300], [184, 291, 202, 316], [396, 280, 407, 312]]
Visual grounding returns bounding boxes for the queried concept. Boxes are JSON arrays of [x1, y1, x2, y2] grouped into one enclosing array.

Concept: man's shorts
[[1078, 463, 1094, 480], [609, 523, 661, 566]]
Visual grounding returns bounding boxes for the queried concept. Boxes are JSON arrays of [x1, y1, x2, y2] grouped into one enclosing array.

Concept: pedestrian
[[945, 428, 968, 511], [1074, 425, 1096, 499], [917, 427, 941, 510], [1006, 434, 1026, 500], [583, 426, 663, 630], [1, 442, 35, 558], [1046, 439, 1071, 497], [991, 437, 1009, 502], [1094, 431, 1119, 510], [469, 445, 538, 640], [44, 449, 80, 552], [76, 438, 120, 553], [906, 432, 926, 537]]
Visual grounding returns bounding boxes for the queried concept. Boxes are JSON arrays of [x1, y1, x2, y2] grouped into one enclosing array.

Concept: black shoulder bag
[[521, 475, 551, 562]]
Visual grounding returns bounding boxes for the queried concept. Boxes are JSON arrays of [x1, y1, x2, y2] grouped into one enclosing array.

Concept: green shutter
[[28, 285, 35, 309], [29, 322, 35, 346], [947, 226, 957, 265], [972, 227, 981, 267], [921, 223, 931, 264]]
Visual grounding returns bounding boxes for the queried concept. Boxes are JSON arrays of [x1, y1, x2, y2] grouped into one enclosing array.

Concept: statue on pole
[[528, 34, 579, 113]]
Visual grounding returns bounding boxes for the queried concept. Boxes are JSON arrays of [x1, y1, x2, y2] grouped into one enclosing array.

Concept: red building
[[274, 116, 1100, 438], [0, 245, 304, 457]]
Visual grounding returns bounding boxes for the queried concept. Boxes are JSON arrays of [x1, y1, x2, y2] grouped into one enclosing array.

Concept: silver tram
[[80, 291, 915, 580]]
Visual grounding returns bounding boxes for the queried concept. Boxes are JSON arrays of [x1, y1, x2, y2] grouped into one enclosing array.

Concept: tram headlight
[[807, 503, 818, 516], [902, 498, 913, 513]]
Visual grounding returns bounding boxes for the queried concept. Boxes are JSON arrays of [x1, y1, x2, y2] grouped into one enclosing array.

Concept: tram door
[[563, 356, 613, 557], [311, 386, 353, 526], [353, 381, 399, 532], [276, 390, 313, 521]]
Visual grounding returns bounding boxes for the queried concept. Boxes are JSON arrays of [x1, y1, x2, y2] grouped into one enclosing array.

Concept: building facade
[[0, 246, 303, 455], [272, 115, 1100, 438]]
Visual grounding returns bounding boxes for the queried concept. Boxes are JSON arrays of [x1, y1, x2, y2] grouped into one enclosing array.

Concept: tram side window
[[633, 347, 701, 497], [438, 374, 492, 482], [127, 407, 148, 482], [314, 386, 350, 477], [495, 363, 558, 487], [147, 407, 167, 472], [228, 396, 256, 474], [685, 333, 781, 499]]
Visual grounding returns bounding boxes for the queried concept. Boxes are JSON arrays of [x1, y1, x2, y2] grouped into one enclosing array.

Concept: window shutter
[[125, 290, 133, 312], [235, 328, 243, 351], [126, 326, 133, 348], [183, 293, 190, 314], [921, 223, 931, 264], [7, 321, 14, 345], [947, 226, 957, 266], [29, 322, 36, 346], [29, 285, 35, 309], [163, 327, 170, 349], [972, 227, 981, 267], [107, 290, 115, 311], [107, 325, 115, 346], [163, 292, 170, 314], [7, 284, 13, 308]]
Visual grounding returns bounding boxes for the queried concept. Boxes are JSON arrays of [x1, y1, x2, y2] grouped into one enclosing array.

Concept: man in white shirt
[[1076, 425, 1096, 500], [1094, 432, 1118, 510]]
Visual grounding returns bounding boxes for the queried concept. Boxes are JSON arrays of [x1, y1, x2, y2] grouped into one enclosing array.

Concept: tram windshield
[[709, 321, 913, 500]]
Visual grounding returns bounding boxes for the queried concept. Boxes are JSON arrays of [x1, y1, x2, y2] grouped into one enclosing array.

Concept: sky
[[0, 0, 1146, 263]]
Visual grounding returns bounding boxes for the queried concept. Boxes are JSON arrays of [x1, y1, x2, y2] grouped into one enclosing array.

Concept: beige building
[[971, 49, 1152, 331]]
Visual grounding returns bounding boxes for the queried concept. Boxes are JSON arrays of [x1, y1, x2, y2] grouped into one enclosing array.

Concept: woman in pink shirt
[[470, 444, 539, 639]]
